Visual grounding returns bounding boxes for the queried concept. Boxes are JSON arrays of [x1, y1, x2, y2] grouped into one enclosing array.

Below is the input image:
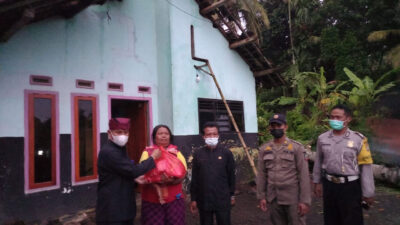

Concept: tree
[[258, 0, 400, 83], [368, 29, 400, 69], [341, 67, 399, 116]]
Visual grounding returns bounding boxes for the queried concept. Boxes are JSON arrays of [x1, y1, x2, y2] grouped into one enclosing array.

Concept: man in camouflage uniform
[[313, 104, 375, 225], [257, 114, 311, 225]]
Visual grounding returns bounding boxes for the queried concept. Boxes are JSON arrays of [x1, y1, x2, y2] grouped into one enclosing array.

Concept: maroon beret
[[109, 118, 131, 131]]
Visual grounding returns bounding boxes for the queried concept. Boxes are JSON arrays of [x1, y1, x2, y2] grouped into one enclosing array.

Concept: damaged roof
[[0, 0, 283, 86], [195, 0, 284, 86], [0, 0, 117, 42]]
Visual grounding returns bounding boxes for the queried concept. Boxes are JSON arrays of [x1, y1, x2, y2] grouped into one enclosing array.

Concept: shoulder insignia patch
[[354, 131, 365, 139], [265, 146, 272, 151], [357, 138, 373, 165], [289, 139, 303, 146], [287, 143, 293, 151]]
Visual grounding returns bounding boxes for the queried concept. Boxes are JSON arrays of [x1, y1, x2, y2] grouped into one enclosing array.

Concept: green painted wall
[[169, 1, 258, 135], [0, 0, 257, 138], [0, 1, 171, 137], [154, 0, 174, 129]]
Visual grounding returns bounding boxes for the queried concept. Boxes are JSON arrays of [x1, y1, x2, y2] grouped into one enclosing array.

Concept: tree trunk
[[372, 164, 400, 186], [287, 0, 296, 65]]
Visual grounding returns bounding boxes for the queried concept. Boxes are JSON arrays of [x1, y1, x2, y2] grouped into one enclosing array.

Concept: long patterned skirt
[[141, 198, 185, 225]]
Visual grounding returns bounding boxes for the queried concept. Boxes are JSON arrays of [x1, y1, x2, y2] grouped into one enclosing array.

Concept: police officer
[[312, 104, 375, 225], [257, 114, 311, 225]]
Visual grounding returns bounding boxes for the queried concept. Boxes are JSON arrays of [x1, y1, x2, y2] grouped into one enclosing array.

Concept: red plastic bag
[[144, 146, 186, 183]]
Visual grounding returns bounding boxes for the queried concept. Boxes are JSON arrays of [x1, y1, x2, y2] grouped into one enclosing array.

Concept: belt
[[325, 174, 359, 184]]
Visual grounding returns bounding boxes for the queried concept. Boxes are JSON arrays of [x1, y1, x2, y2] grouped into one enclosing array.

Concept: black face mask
[[270, 129, 284, 138]]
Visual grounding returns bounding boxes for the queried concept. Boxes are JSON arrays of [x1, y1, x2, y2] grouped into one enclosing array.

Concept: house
[[0, 0, 268, 222]]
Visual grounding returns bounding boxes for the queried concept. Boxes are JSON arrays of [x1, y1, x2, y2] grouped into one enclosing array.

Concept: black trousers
[[322, 178, 363, 225], [199, 210, 231, 225]]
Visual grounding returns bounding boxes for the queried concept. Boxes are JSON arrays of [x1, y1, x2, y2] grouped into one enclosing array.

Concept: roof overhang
[[0, 0, 118, 42], [195, 0, 285, 86]]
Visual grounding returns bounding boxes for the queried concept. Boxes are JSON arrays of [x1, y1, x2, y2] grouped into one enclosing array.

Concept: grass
[[375, 181, 400, 195]]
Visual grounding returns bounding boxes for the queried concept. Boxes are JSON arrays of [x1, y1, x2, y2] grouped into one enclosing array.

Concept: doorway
[[110, 98, 150, 163]]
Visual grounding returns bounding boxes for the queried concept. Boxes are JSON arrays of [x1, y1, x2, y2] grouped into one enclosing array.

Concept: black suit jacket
[[190, 144, 236, 211], [96, 141, 155, 222]]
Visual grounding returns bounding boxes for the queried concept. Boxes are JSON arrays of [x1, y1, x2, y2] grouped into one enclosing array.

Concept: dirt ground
[[182, 183, 400, 225], [15, 182, 398, 225]]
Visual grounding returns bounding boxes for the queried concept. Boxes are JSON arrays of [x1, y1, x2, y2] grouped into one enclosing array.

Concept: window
[[30, 75, 53, 86], [73, 95, 98, 182], [76, 79, 94, 89], [108, 82, 123, 92], [27, 93, 57, 189], [138, 86, 151, 94], [198, 98, 245, 133]]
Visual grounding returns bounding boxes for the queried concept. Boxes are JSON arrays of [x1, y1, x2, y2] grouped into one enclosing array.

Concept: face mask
[[329, 119, 345, 130], [205, 137, 219, 147], [112, 134, 129, 147], [270, 129, 284, 139]]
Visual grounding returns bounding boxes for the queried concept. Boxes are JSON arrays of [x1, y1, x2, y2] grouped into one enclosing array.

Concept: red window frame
[[28, 93, 57, 189], [73, 96, 98, 182]]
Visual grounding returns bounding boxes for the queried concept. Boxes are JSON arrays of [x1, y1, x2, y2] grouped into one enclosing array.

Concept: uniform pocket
[[343, 150, 356, 159], [343, 150, 357, 171], [263, 153, 275, 169], [321, 142, 332, 154], [280, 153, 295, 168]]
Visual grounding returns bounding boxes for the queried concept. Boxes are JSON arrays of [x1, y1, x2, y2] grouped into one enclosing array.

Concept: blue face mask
[[329, 120, 345, 130]]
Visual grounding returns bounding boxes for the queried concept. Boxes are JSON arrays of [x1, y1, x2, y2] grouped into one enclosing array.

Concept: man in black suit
[[190, 122, 236, 225], [96, 118, 161, 225]]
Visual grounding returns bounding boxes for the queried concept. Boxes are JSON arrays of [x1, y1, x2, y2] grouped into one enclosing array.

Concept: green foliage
[[335, 32, 368, 80], [367, 29, 400, 68], [385, 44, 400, 68], [368, 30, 400, 42], [258, 67, 344, 145], [260, 0, 400, 81], [237, 0, 271, 29], [255, 0, 400, 149], [341, 67, 398, 116], [320, 27, 340, 62], [257, 66, 399, 147], [235, 0, 271, 44]]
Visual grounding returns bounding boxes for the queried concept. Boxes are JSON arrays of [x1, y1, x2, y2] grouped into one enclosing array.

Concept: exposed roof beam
[[229, 35, 257, 49], [219, 7, 274, 68], [200, 0, 227, 15], [0, 0, 43, 13], [253, 68, 281, 77], [0, 8, 35, 42], [195, 1, 285, 86]]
